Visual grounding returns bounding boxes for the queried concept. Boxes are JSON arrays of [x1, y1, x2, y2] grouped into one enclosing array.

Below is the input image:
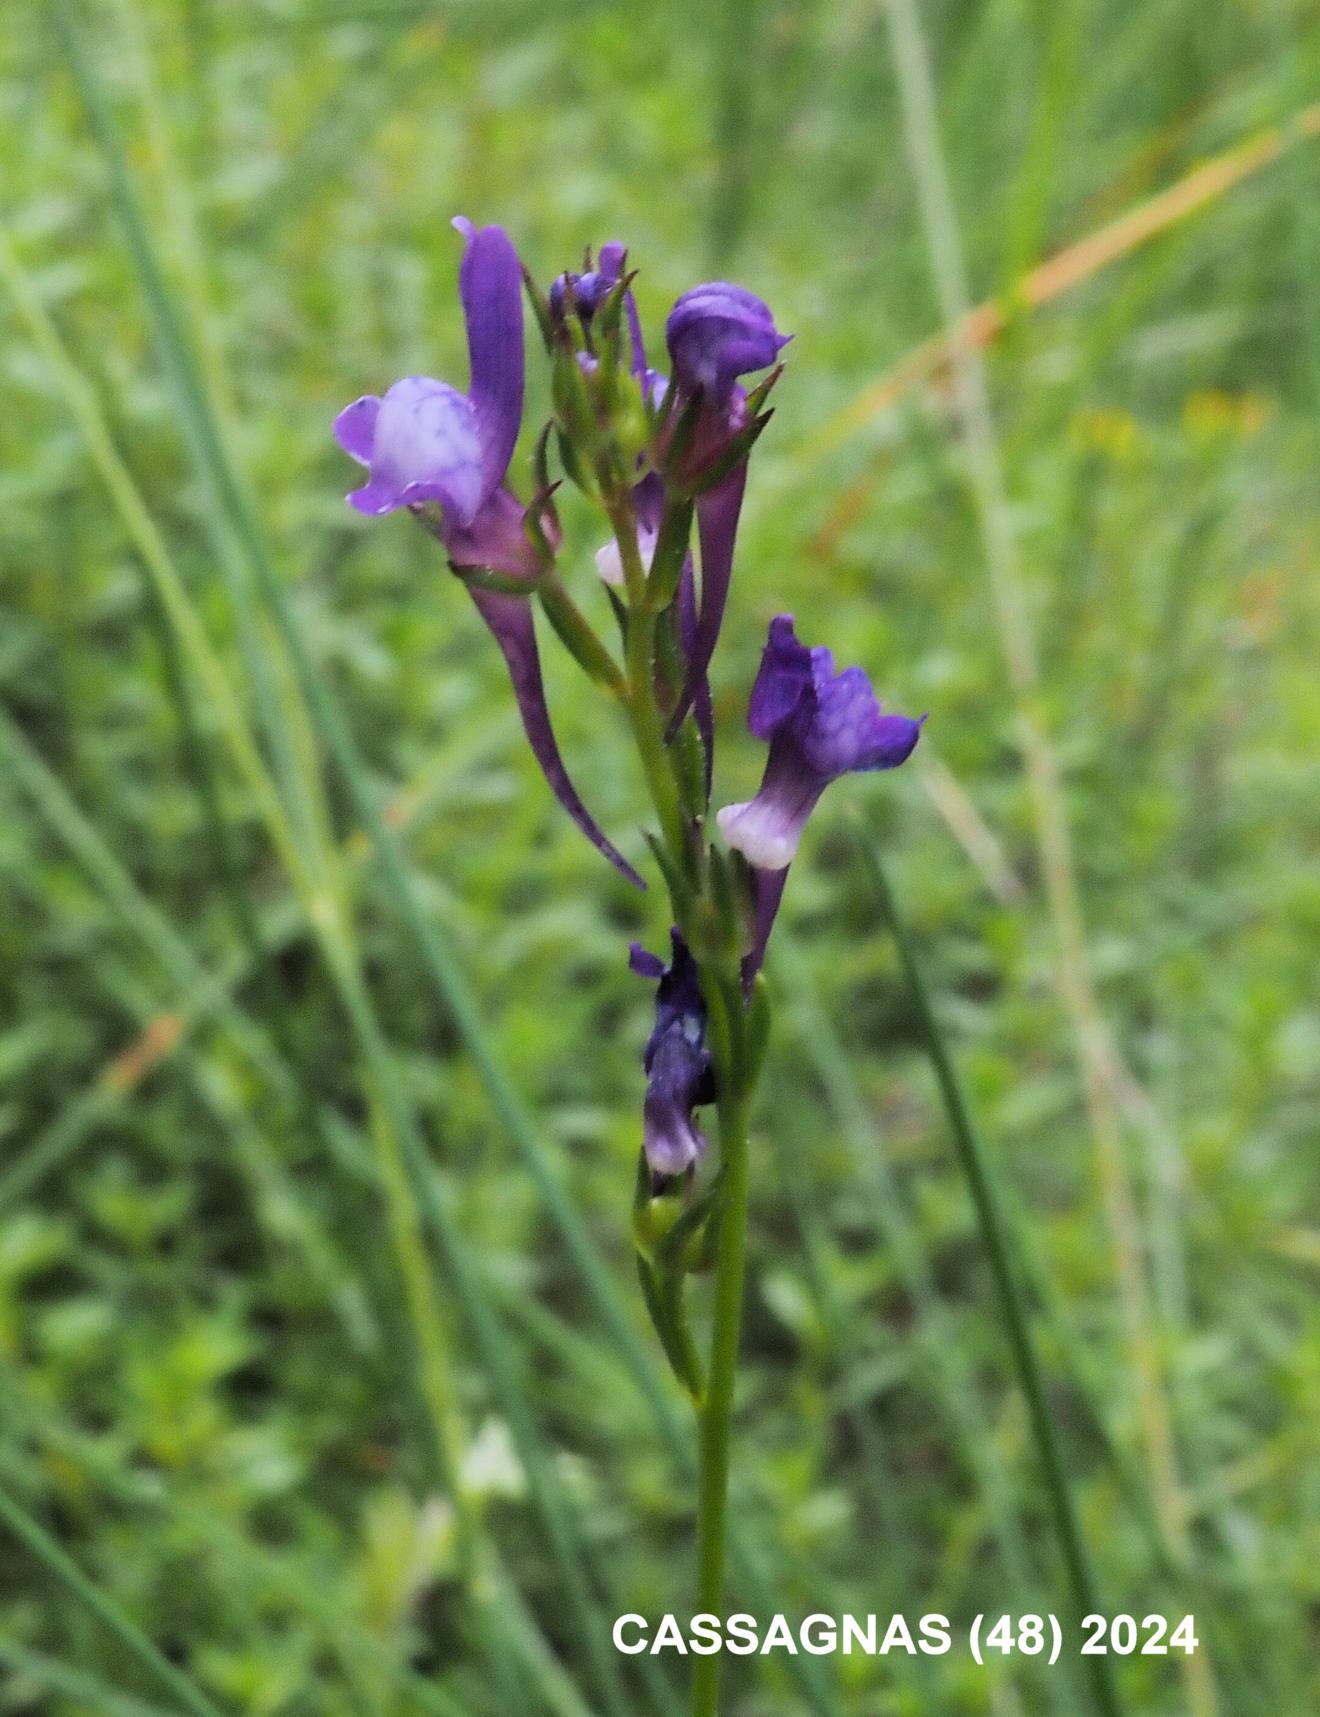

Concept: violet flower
[[630, 931, 716, 1179], [718, 615, 924, 969], [663, 284, 790, 739], [666, 282, 790, 405], [334, 218, 642, 888]]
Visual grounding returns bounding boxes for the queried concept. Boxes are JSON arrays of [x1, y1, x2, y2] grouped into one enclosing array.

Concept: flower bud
[[665, 282, 790, 403]]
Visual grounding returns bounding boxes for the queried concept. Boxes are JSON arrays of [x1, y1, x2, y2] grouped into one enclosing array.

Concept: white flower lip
[[595, 522, 659, 588], [716, 800, 800, 871]]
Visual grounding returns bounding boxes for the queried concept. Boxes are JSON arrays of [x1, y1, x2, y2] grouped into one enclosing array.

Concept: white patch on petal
[[716, 800, 800, 870], [595, 523, 659, 588], [373, 378, 483, 523]]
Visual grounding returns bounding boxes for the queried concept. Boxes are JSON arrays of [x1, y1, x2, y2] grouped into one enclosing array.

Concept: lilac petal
[[672, 281, 776, 316], [665, 461, 747, 739], [465, 585, 644, 889], [802, 663, 926, 776], [453, 218, 524, 501], [334, 396, 380, 464], [344, 377, 484, 522], [348, 475, 406, 517]]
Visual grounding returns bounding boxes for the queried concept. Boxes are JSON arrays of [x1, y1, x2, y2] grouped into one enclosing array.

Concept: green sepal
[[522, 481, 560, 571], [661, 385, 706, 484], [707, 845, 745, 965], [632, 1163, 685, 1261], [671, 718, 708, 823], [744, 363, 784, 415], [455, 566, 538, 598], [532, 418, 556, 498], [554, 425, 595, 496], [657, 1165, 727, 1276], [643, 827, 694, 922], [645, 495, 695, 613], [521, 265, 558, 354], [635, 1253, 704, 1402], [687, 409, 774, 496], [743, 972, 773, 1091]]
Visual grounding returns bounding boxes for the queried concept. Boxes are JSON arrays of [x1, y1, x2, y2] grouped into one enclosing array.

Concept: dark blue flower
[[630, 931, 716, 1178]]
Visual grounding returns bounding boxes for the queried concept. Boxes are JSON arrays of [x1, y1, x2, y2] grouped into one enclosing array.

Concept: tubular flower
[[718, 616, 924, 967], [662, 284, 789, 739], [630, 931, 716, 1179], [665, 282, 790, 404], [334, 218, 642, 888]]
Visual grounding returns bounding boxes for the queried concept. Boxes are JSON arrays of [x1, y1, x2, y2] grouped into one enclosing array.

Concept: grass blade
[[0, 1484, 227, 1717], [857, 833, 1122, 1717]]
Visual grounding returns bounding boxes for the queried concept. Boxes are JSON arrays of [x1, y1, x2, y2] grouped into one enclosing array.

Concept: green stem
[[689, 1087, 752, 1717], [607, 495, 690, 872], [861, 836, 1123, 1717], [537, 569, 627, 693]]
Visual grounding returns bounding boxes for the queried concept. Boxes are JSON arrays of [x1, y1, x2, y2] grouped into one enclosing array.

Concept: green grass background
[[2, 0, 1319, 1712]]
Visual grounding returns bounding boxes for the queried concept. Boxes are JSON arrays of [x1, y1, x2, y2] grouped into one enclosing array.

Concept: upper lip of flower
[[750, 614, 926, 778], [665, 280, 791, 399], [333, 218, 525, 520]]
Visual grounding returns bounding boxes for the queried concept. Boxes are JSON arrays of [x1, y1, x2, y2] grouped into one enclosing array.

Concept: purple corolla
[[666, 282, 790, 404], [334, 218, 641, 888], [662, 284, 790, 739], [718, 615, 923, 967], [630, 931, 716, 1179]]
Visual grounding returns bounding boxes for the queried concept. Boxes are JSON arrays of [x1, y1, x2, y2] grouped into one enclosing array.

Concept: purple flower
[[335, 218, 525, 559], [718, 616, 923, 965], [661, 284, 788, 741], [630, 931, 716, 1179], [665, 282, 789, 404], [333, 218, 642, 889]]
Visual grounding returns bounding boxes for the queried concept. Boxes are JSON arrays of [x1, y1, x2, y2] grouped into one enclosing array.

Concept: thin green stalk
[[860, 836, 1121, 1717], [0, 1643, 178, 1717], [0, 1485, 227, 1717], [689, 1090, 753, 1717], [538, 570, 628, 694], [609, 496, 690, 869], [770, 934, 1058, 1641]]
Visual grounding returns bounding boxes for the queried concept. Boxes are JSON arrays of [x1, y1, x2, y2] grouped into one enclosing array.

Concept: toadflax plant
[[335, 217, 923, 1716]]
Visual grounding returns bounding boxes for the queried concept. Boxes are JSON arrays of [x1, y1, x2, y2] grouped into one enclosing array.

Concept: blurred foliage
[[2, 0, 1319, 1713]]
